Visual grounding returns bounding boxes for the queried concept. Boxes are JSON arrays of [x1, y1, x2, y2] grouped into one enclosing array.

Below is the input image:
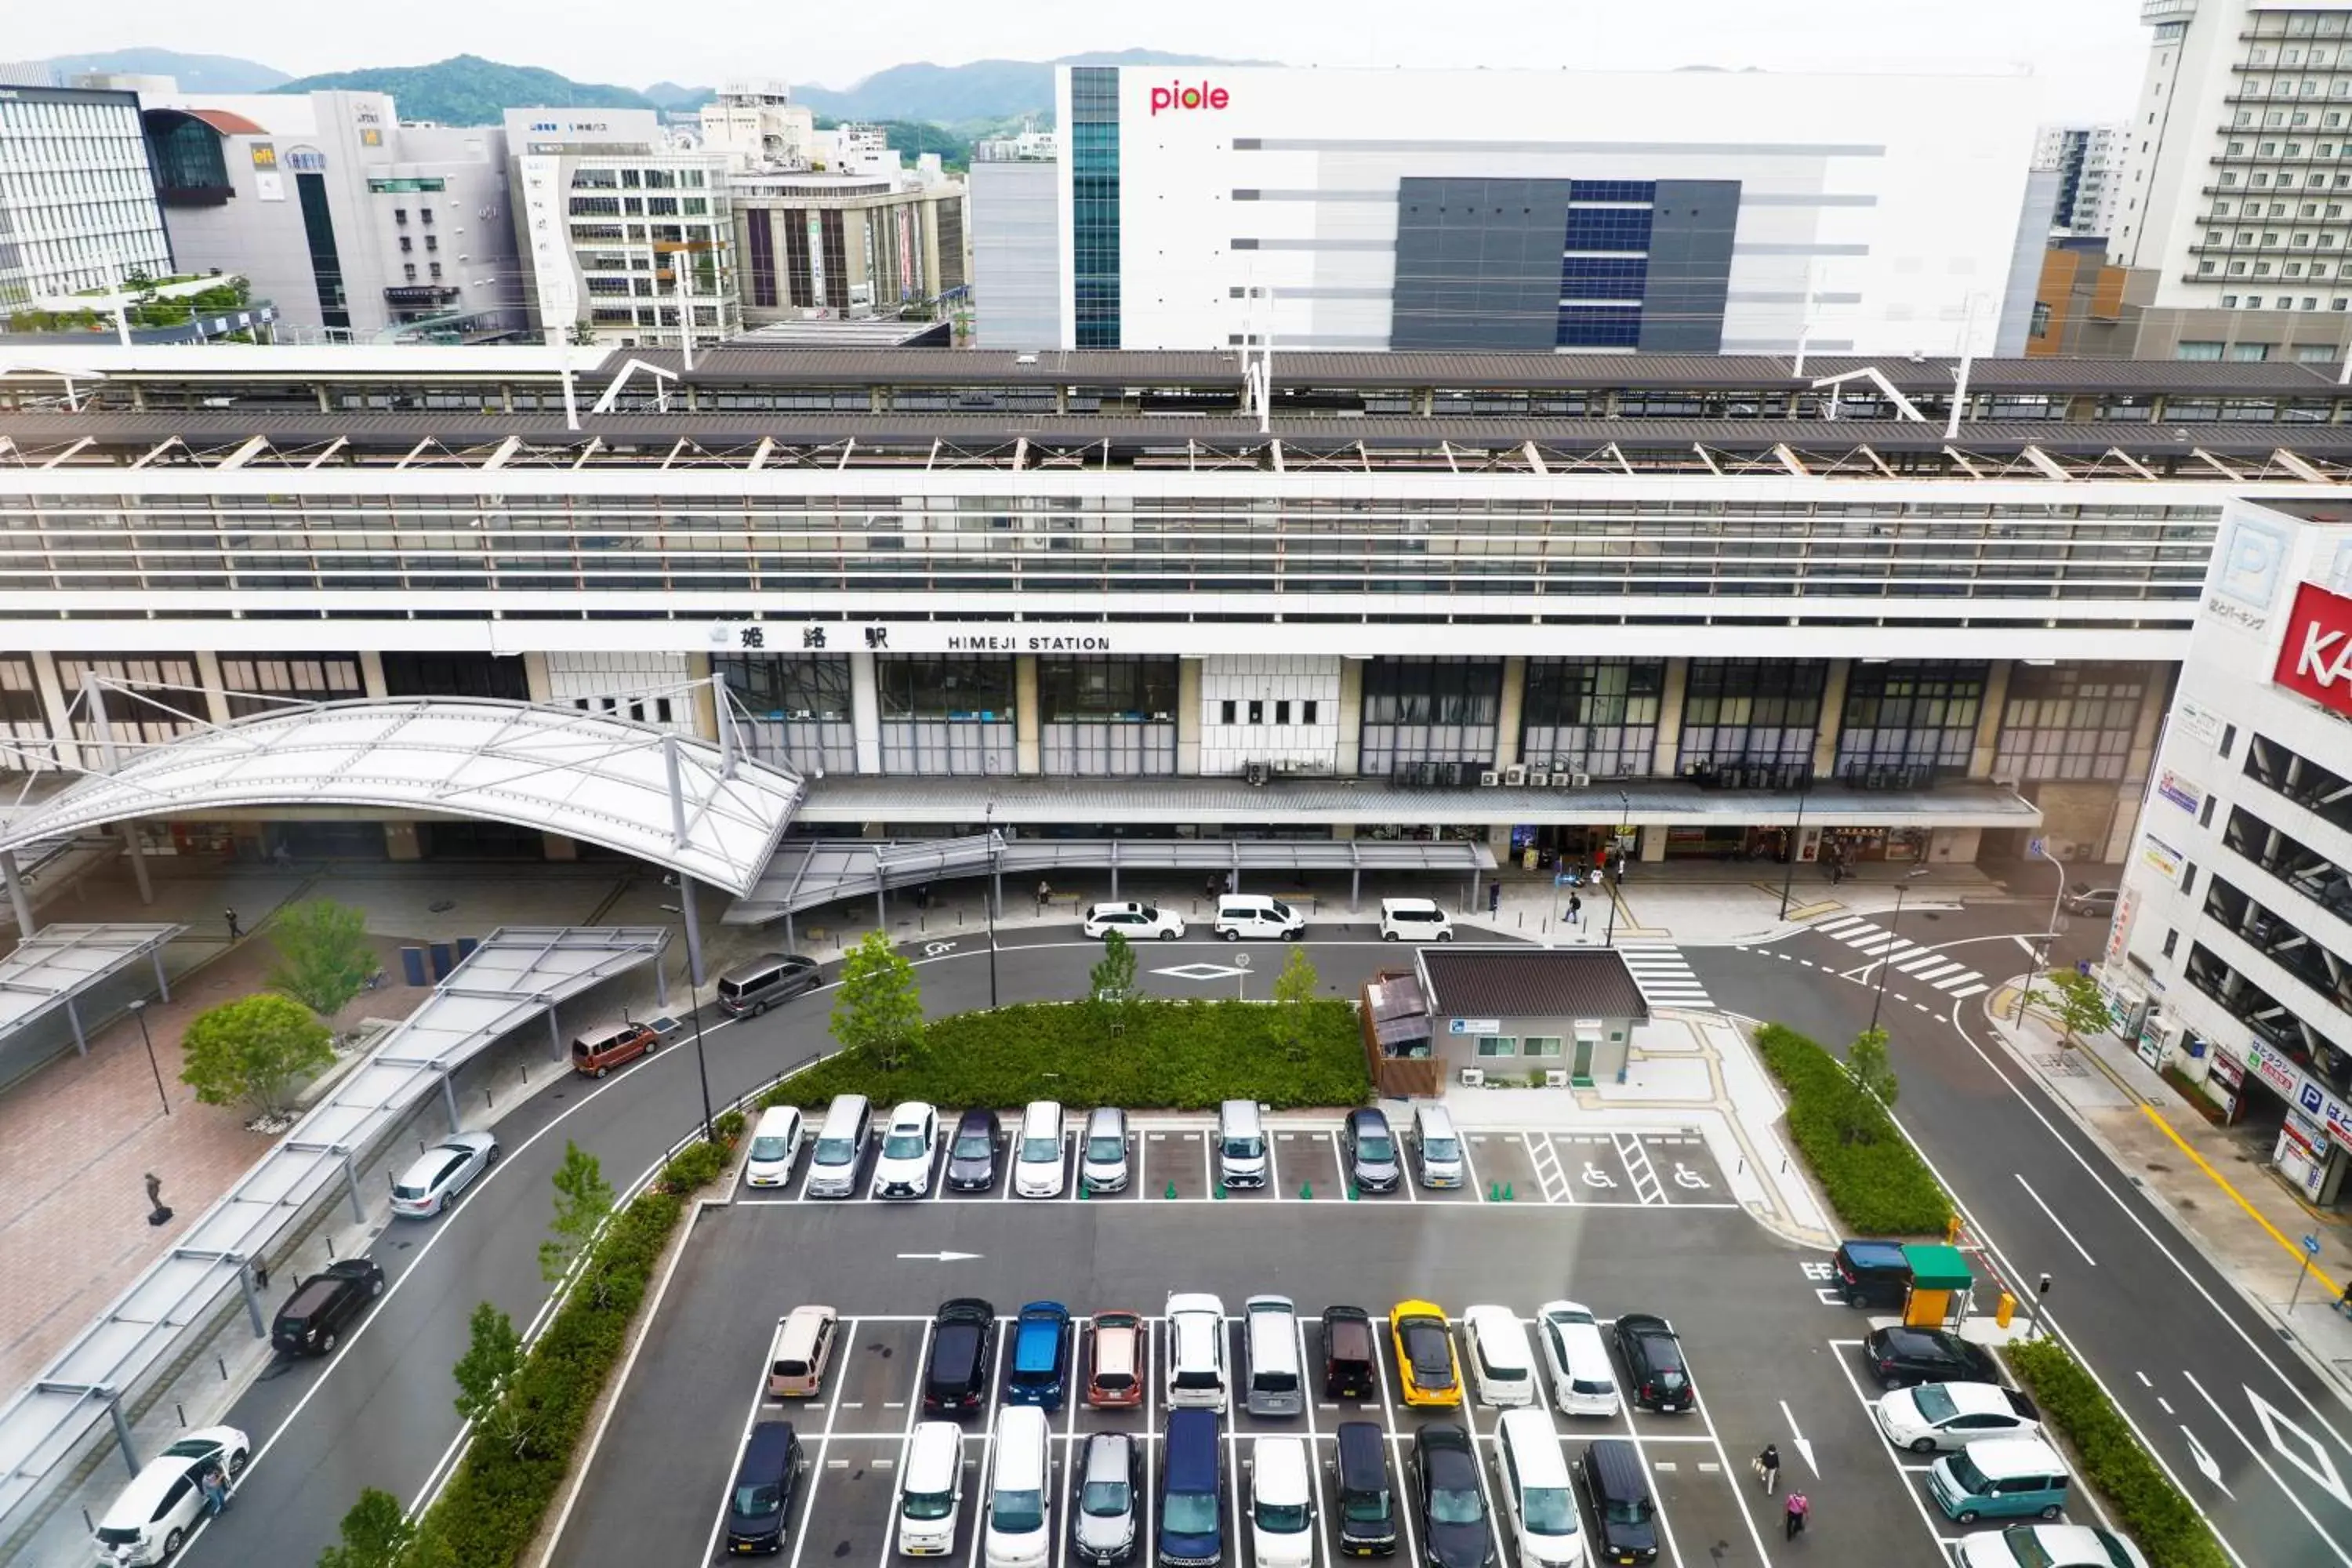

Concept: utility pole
[[1868, 883, 1908, 1033], [1777, 771, 1812, 920]]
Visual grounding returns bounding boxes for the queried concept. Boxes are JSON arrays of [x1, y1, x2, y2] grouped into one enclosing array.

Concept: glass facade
[[1833, 662, 1987, 783], [878, 654, 1016, 775], [1520, 659, 1663, 779], [1359, 658, 1503, 785], [1992, 662, 2149, 782], [1070, 67, 1121, 349], [0, 656, 52, 772], [1676, 659, 1824, 783], [53, 654, 201, 747], [218, 655, 365, 718], [1039, 655, 1178, 775], [717, 652, 858, 774]]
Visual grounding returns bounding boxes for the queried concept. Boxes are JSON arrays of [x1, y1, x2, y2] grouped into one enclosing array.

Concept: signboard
[[1447, 1018, 1501, 1036], [2172, 698, 2224, 749], [2140, 834, 2183, 880], [2245, 1038, 2352, 1149], [2209, 509, 2292, 631], [2273, 579, 2352, 720], [2206, 1046, 2244, 1120], [2105, 883, 2138, 967], [2156, 769, 2202, 816]]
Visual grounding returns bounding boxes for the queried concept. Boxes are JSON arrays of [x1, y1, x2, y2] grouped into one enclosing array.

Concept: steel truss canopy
[[0, 926, 666, 1524], [0, 699, 805, 898], [0, 923, 183, 1040]]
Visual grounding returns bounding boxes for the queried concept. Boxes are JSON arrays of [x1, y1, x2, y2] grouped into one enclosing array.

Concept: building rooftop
[[725, 318, 953, 350], [1415, 947, 1652, 1025]]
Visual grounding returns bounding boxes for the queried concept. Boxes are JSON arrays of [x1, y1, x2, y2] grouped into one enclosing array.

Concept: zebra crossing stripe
[[1836, 926, 1889, 946], [1851, 938, 1906, 956], [1894, 953, 1949, 975], [1945, 983, 1988, 1000], [1932, 970, 1984, 991], [1814, 916, 1872, 936], [1907, 960, 1963, 982]]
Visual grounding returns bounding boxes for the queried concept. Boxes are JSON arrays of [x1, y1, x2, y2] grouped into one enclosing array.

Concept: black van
[[725, 1421, 803, 1554], [718, 953, 820, 1017], [1831, 1239, 1914, 1310], [1333, 1420, 1397, 1556], [1322, 1305, 1377, 1400], [1580, 1439, 1657, 1565]]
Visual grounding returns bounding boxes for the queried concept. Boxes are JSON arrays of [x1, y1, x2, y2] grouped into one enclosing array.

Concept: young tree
[[1837, 1026, 1900, 1145], [450, 1300, 529, 1456], [1089, 929, 1138, 1014], [268, 898, 377, 1018], [2040, 968, 2114, 1050], [179, 993, 336, 1118], [831, 928, 926, 1071], [1273, 945, 1319, 1059], [539, 1140, 616, 1291], [316, 1486, 414, 1568]]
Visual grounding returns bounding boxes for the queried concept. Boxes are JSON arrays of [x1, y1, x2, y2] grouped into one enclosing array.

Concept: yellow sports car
[[1388, 1300, 1461, 1406]]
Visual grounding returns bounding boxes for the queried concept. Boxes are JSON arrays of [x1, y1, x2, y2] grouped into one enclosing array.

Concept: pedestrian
[[223, 906, 241, 941], [915, 883, 931, 912], [1487, 881, 1501, 916], [1036, 879, 1051, 916], [1568, 892, 1583, 927], [1783, 1491, 1808, 1541], [200, 1462, 228, 1515], [1206, 874, 1221, 903], [1225, 868, 1238, 895], [1753, 1443, 1780, 1494], [143, 1171, 162, 1211]]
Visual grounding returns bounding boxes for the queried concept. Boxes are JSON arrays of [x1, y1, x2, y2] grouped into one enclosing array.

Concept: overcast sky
[[17, 0, 2146, 121]]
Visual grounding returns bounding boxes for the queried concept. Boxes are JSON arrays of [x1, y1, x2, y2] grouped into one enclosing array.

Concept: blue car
[[1005, 1301, 1073, 1410], [1158, 1408, 1223, 1568]]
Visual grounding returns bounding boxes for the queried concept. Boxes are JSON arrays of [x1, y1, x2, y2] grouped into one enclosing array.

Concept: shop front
[[2226, 1036, 2352, 1208], [1820, 825, 1931, 864]]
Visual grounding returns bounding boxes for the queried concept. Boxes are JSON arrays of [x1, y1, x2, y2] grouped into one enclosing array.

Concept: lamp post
[[2015, 841, 2068, 1025], [126, 998, 169, 1116], [1778, 769, 1813, 920], [658, 902, 718, 1144], [985, 801, 1000, 1010], [1604, 790, 1629, 949], [1868, 883, 1908, 1034]]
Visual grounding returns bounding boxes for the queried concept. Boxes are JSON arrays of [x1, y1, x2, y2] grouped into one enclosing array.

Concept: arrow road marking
[[1777, 1399, 1819, 1476], [895, 1250, 982, 1262], [2182, 1427, 2234, 1497]]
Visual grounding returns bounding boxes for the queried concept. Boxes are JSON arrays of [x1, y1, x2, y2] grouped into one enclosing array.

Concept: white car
[[872, 1102, 941, 1200], [1012, 1100, 1067, 1198], [1163, 1292, 1229, 1410], [1082, 901, 1185, 940], [1874, 1381, 2042, 1454], [1379, 898, 1455, 942], [92, 1425, 249, 1565], [1958, 1525, 2150, 1568], [389, 1130, 499, 1218], [1534, 1300, 1619, 1416]]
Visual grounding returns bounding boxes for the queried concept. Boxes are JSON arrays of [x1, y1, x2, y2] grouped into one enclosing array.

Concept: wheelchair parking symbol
[[1581, 1163, 1617, 1189], [1672, 1163, 1708, 1190]]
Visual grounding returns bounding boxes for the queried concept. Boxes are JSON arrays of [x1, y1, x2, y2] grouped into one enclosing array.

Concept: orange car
[[1388, 1300, 1461, 1406], [570, 1018, 659, 1077], [1087, 1309, 1145, 1407]]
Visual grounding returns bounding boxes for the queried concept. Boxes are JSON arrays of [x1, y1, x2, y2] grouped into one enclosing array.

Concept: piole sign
[[2274, 579, 2352, 718], [1150, 80, 1231, 116]]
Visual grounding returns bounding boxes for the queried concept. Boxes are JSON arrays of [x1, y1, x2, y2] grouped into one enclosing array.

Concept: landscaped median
[[1751, 1021, 1955, 1235], [2005, 1338, 2230, 1568]]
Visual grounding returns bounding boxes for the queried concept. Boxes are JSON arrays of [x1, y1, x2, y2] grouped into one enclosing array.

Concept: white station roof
[[0, 924, 183, 1037], [0, 700, 804, 898]]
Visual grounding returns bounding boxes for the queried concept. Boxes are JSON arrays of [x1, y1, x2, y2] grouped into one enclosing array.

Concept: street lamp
[[125, 998, 169, 1116], [1868, 883, 1908, 1033], [985, 801, 1000, 1010], [2015, 841, 2068, 1025], [1777, 768, 1813, 920], [658, 902, 718, 1144], [1603, 791, 1628, 948]]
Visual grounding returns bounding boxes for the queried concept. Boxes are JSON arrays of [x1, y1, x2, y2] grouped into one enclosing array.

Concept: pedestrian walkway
[[1614, 942, 1715, 1010], [1809, 915, 1990, 998]]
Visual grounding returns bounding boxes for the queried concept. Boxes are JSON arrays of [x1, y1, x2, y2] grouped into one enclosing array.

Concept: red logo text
[[1149, 81, 1230, 117], [2274, 579, 2352, 717]]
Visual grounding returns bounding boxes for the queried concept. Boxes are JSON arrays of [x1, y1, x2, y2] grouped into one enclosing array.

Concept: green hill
[[272, 54, 659, 125]]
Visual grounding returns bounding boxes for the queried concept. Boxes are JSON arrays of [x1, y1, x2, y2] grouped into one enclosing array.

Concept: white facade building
[[699, 81, 817, 172], [1047, 63, 2048, 355], [2108, 493, 2352, 1207], [971, 153, 1060, 347], [0, 85, 172, 312], [2034, 123, 2125, 238]]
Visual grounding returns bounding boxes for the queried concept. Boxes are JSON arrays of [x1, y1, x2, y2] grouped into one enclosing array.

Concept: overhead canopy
[[1901, 1243, 1975, 1292], [0, 924, 183, 1040], [0, 700, 804, 898]]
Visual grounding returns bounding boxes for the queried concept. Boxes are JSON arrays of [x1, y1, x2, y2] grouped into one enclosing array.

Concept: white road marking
[[2014, 1174, 2097, 1265]]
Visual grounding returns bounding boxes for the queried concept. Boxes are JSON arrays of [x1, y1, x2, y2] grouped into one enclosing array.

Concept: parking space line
[[1825, 1336, 1953, 1557], [1138, 1129, 1149, 1198], [1203, 1127, 1215, 1195], [777, 1318, 862, 1568], [1143, 1316, 1158, 1568], [1266, 1126, 1283, 1196], [1367, 1327, 1425, 1567], [1526, 1133, 1572, 1204]]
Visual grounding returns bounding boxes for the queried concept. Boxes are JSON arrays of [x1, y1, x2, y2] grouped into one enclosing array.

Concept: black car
[[946, 1109, 1000, 1192], [1581, 1439, 1657, 1565], [1863, 1326, 1999, 1391], [925, 1297, 999, 1413], [725, 1420, 802, 1554], [1342, 1109, 1402, 1193], [1410, 1423, 1494, 1568], [270, 1257, 386, 1357], [1611, 1313, 1693, 1414], [1832, 1240, 1913, 1310]]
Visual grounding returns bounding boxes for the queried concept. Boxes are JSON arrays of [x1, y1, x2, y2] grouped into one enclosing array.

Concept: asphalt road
[[1685, 899, 2352, 1568]]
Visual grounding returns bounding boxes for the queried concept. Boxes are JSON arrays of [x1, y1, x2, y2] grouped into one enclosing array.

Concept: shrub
[[659, 1138, 731, 1192], [772, 997, 1367, 1111], [713, 1108, 747, 1142], [180, 993, 336, 1117], [2006, 1339, 2230, 1568], [1752, 1021, 1953, 1235]]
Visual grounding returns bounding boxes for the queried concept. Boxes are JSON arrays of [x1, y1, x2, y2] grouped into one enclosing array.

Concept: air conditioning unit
[[1544, 1069, 1569, 1088], [1504, 764, 1528, 786], [1458, 1066, 1486, 1088], [1570, 771, 1592, 787], [1479, 771, 1501, 787]]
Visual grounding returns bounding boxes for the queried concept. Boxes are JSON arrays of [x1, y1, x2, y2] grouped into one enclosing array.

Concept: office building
[[0, 83, 172, 314], [2034, 123, 2124, 238], [971, 151, 1059, 347], [699, 81, 817, 172], [2106, 494, 2352, 1207], [1040, 63, 2049, 355], [730, 170, 967, 322]]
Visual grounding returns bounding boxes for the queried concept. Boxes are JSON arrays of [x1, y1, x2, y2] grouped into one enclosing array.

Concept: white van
[[984, 1405, 1053, 1568], [1535, 1301, 1619, 1416], [1495, 1408, 1584, 1568], [743, 1104, 804, 1188], [1462, 1305, 1537, 1408], [1411, 1103, 1465, 1189], [1012, 1101, 1066, 1198], [1248, 1436, 1316, 1568], [1164, 1292, 1229, 1411], [1218, 1100, 1269, 1189], [898, 1421, 965, 1556], [1215, 895, 1305, 941], [1243, 1295, 1304, 1417], [804, 1094, 872, 1199]]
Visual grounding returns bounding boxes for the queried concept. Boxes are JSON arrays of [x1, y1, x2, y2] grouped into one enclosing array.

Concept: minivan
[[1244, 1295, 1305, 1417], [1080, 1107, 1131, 1194], [1534, 1301, 1617, 1417], [984, 1406, 1053, 1568], [570, 1017, 659, 1078], [1411, 1104, 1465, 1189], [1462, 1305, 1537, 1408], [804, 1094, 873, 1199], [1215, 895, 1305, 941], [1159, 1408, 1224, 1568], [1322, 1305, 1377, 1400], [718, 952, 819, 1017], [744, 1105, 804, 1189], [1249, 1436, 1316, 1568], [1218, 1100, 1269, 1189], [1928, 1438, 2072, 1526], [1495, 1409, 1582, 1568], [1014, 1100, 1067, 1198], [1332, 1420, 1398, 1557], [768, 1304, 840, 1398], [1578, 1439, 1657, 1565], [897, 1421, 964, 1557], [1164, 1293, 1229, 1411], [1832, 1239, 1915, 1310], [724, 1421, 803, 1555]]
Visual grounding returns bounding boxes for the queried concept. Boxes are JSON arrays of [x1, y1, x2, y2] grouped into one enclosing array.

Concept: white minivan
[[1410, 1103, 1465, 1189], [1249, 1436, 1316, 1568], [1495, 1407, 1585, 1568], [1534, 1301, 1620, 1416], [1243, 1295, 1305, 1417], [1462, 1305, 1537, 1407], [804, 1094, 872, 1199], [1215, 895, 1305, 940], [897, 1421, 965, 1556], [983, 1406, 1052, 1568], [1012, 1100, 1066, 1198], [1218, 1100, 1269, 1189], [743, 1104, 804, 1188]]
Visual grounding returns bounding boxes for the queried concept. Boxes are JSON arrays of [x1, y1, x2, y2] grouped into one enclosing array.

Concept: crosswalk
[[1615, 941, 1715, 1009], [1810, 916, 1990, 999]]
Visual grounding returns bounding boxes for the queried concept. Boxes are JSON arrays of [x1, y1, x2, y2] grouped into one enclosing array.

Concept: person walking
[[1568, 892, 1583, 927], [1486, 880, 1501, 917], [223, 906, 241, 941], [1783, 1491, 1808, 1541], [1036, 879, 1051, 916], [200, 1461, 229, 1515], [1753, 1443, 1780, 1494]]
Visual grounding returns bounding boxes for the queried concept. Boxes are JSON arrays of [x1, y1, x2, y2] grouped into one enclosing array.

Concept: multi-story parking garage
[[2, 343, 2350, 912]]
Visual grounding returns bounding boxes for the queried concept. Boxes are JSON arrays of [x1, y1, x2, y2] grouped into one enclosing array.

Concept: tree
[[1273, 945, 1319, 1060], [567, 320, 598, 346], [831, 928, 926, 1071], [1088, 930, 1138, 1015], [1836, 1026, 1900, 1145], [450, 1300, 530, 1456], [539, 1140, 615, 1290], [2040, 968, 2114, 1050], [316, 1486, 414, 1568], [268, 898, 377, 1018], [179, 993, 336, 1118]]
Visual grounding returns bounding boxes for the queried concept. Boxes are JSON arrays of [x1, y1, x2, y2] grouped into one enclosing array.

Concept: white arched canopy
[[0, 699, 804, 897]]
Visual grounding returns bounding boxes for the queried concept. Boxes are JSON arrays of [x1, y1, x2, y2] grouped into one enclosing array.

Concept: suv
[[925, 1298, 999, 1414], [1341, 1109, 1401, 1193], [1612, 1313, 1693, 1414], [271, 1257, 386, 1357], [1832, 1240, 1914, 1309]]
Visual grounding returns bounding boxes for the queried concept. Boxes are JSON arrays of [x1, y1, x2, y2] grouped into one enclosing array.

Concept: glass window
[[1037, 656, 1177, 721], [1475, 1036, 1517, 1058], [218, 655, 365, 718], [1992, 662, 2147, 783], [1521, 659, 1663, 779], [1675, 659, 1825, 780], [1523, 1036, 1564, 1058], [1833, 662, 1987, 782], [1359, 658, 1503, 783]]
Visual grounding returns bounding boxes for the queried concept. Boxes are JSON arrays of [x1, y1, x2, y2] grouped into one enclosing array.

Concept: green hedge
[[1751, 1022, 1954, 1235], [768, 997, 1369, 1112], [2006, 1339, 2229, 1568]]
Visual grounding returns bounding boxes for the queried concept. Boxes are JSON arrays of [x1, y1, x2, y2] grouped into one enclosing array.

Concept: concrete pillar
[[191, 650, 236, 728], [383, 822, 423, 861], [521, 651, 555, 706], [1177, 658, 1203, 775], [1494, 656, 1526, 769], [0, 849, 36, 938], [1639, 823, 1668, 862], [121, 825, 151, 905], [28, 652, 82, 771], [687, 652, 720, 741], [1812, 659, 1850, 781], [358, 650, 390, 699], [1337, 659, 1365, 779], [1968, 659, 2012, 780], [850, 652, 883, 775], [1014, 655, 1041, 776], [1650, 658, 1690, 779]]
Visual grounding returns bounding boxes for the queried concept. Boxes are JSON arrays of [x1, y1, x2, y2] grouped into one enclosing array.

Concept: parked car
[[872, 1102, 941, 1200], [1249, 1436, 1316, 1568], [1390, 1301, 1462, 1407], [1410, 1423, 1495, 1568], [946, 1109, 1000, 1192], [1007, 1301, 1074, 1410], [924, 1298, 999, 1414], [1082, 901, 1185, 940], [1957, 1524, 2149, 1568], [1831, 1239, 1914, 1309], [744, 1105, 805, 1188], [570, 1016, 659, 1077], [1611, 1314, 1693, 1414], [724, 1420, 803, 1554], [1342, 1109, 1402, 1193], [2062, 884, 2119, 916], [91, 1426, 249, 1566], [389, 1130, 499, 1218], [768, 1305, 842, 1399], [717, 952, 820, 1016], [1012, 1100, 1067, 1198], [1578, 1439, 1657, 1566], [1332, 1420, 1398, 1557], [270, 1257, 385, 1357], [1073, 1431, 1142, 1565], [1875, 1381, 2041, 1454], [1534, 1301, 1617, 1417], [1322, 1305, 1378, 1399], [1080, 1107, 1131, 1194], [1214, 895, 1305, 940], [1164, 1292, 1229, 1411], [1379, 898, 1455, 942], [1863, 1327, 2000, 1391], [1086, 1310, 1145, 1408]]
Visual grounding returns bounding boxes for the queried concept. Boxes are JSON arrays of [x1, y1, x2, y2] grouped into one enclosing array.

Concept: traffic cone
[[1488, 1180, 1501, 1202], [1299, 1181, 1313, 1201], [1503, 1182, 1515, 1203], [1347, 1184, 1359, 1202], [1079, 1181, 1091, 1200], [1165, 1180, 1178, 1200], [1214, 1181, 1226, 1200]]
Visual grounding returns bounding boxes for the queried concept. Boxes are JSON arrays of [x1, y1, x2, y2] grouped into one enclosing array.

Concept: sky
[[14, 0, 2147, 122]]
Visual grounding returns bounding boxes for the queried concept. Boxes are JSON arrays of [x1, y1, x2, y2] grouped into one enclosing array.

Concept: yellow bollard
[[1946, 1214, 1965, 1246], [1996, 1291, 2016, 1329]]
